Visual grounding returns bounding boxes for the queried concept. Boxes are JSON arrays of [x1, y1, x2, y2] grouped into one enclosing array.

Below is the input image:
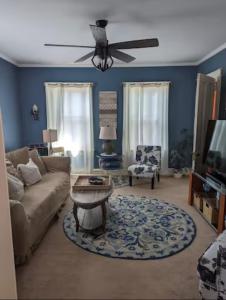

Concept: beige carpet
[[16, 177, 216, 300]]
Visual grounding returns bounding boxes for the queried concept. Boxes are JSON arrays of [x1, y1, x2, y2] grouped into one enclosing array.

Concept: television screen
[[206, 120, 226, 184]]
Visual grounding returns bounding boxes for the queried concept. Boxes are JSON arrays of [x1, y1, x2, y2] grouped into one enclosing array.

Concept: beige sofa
[[6, 147, 71, 264]]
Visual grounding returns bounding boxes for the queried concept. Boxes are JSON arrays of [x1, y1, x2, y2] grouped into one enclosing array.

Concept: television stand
[[188, 172, 226, 234]]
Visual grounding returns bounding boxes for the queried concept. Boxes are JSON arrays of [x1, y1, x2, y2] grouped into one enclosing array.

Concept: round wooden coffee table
[[70, 189, 113, 232]]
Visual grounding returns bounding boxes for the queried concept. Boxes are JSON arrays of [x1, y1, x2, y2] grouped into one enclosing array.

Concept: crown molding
[[1, 42, 226, 68], [0, 52, 18, 66], [196, 42, 226, 65], [18, 61, 196, 68]]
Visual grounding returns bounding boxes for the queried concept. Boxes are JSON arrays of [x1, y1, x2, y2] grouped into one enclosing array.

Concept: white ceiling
[[0, 0, 226, 66]]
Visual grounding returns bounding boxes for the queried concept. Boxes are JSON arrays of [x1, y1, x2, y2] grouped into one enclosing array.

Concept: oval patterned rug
[[63, 195, 196, 260]]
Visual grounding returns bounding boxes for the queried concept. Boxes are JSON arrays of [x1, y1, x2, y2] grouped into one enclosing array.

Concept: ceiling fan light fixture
[[91, 47, 113, 72], [44, 19, 159, 69]]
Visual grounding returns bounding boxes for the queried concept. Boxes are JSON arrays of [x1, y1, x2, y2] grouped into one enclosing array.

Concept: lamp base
[[102, 140, 114, 155], [49, 142, 53, 156]]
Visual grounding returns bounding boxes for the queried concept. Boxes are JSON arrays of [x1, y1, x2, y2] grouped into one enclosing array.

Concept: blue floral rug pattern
[[63, 195, 196, 260]]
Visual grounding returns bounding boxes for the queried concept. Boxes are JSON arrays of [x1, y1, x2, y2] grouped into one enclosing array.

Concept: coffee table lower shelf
[[73, 200, 108, 232], [70, 189, 112, 233]]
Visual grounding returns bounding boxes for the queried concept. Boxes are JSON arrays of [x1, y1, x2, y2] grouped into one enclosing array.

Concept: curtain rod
[[44, 82, 94, 86], [122, 81, 171, 86]]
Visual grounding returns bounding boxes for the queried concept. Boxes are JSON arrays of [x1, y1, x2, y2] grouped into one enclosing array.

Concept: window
[[45, 83, 93, 173], [123, 82, 169, 174]]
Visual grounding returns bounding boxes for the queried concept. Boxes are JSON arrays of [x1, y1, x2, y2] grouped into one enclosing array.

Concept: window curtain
[[123, 82, 169, 174], [45, 83, 94, 173]]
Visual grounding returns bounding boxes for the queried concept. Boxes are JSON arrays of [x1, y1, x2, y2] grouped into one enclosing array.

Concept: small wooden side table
[[70, 189, 113, 232]]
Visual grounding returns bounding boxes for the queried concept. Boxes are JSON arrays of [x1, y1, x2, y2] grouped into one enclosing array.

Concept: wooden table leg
[[73, 203, 80, 232], [188, 172, 194, 205], [151, 176, 155, 189], [218, 194, 226, 235], [188, 172, 203, 205], [101, 202, 107, 231]]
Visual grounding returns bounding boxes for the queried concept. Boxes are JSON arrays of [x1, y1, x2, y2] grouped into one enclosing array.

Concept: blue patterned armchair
[[128, 145, 161, 189], [197, 230, 226, 299]]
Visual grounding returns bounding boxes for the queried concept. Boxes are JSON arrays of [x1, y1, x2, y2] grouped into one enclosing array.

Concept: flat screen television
[[204, 120, 226, 186]]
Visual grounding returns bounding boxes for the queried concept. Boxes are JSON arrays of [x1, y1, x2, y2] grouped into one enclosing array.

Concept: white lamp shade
[[99, 127, 117, 140], [43, 129, 58, 143]]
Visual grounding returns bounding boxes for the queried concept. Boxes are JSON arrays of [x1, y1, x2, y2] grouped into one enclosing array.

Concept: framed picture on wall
[[99, 91, 117, 128]]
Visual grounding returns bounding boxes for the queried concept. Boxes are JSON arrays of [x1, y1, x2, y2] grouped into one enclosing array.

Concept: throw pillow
[[6, 158, 25, 183], [29, 149, 47, 175], [17, 159, 42, 186], [5, 158, 12, 166], [7, 173, 24, 201]]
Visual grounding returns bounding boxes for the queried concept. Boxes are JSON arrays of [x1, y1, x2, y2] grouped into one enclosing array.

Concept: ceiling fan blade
[[110, 49, 136, 63], [109, 38, 159, 49], [74, 51, 95, 63], [89, 25, 107, 46], [44, 43, 95, 48]]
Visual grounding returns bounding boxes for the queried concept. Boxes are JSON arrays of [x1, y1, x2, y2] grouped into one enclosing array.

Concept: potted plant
[[170, 149, 184, 178], [170, 129, 193, 178]]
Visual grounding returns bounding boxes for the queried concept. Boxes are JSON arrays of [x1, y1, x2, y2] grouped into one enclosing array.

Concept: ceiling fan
[[45, 20, 159, 72]]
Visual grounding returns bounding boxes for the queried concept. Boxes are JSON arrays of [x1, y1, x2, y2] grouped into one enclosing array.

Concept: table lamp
[[43, 129, 57, 155], [99, 126, 117, 155]]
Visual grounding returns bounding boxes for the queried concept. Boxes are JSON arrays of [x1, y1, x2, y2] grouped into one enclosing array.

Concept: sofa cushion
[[29, 149, 47, 175], [41, 156, 71, 174], [128, 164, 157, 177], [21, 172, 70, 242], [6, 147, 29, 168]]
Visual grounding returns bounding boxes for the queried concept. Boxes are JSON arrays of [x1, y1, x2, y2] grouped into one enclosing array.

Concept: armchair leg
[[157, 173, 160, 182], [129, 175, 132, 186], [151, 176, 155, 189]]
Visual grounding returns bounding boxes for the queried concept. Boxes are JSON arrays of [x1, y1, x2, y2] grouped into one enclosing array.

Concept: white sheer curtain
[[123, 82, 169, 174], [45, 83, 94, 173]]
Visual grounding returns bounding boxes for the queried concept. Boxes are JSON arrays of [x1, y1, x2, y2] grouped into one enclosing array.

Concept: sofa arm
[[10, 200, 30, 263], [41, 156, 71, 174]]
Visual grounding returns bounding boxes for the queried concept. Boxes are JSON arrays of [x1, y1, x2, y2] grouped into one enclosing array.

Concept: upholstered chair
[[197, 230, 226, 299], [128, 145, 161, 189]]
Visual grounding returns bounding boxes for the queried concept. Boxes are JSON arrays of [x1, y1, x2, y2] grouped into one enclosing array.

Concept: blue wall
[[18, 66, 197, 165], [2, 49, 226, 163], [198, 49, 226, 120], [0, 58, 22, 151]]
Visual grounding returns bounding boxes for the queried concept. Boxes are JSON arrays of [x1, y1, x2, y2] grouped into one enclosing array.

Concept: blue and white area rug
[[63, 195, 196, 260]]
